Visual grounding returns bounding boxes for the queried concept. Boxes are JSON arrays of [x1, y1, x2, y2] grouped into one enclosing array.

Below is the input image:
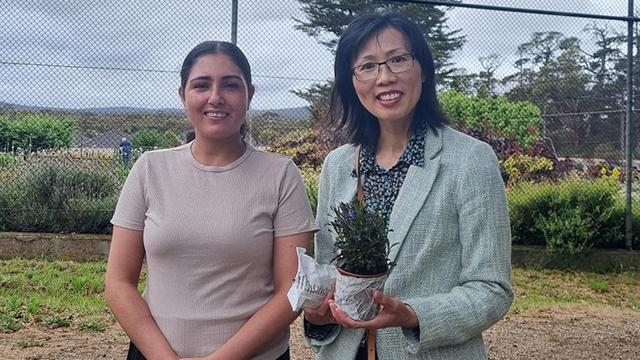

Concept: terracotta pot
[[334, 267, 387, 321]]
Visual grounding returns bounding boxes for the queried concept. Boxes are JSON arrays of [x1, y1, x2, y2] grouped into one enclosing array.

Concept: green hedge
[[2, 151, 639, 255], [0, 113, 77, 151], [508, 178, 639, 254], [440, 90, 542, 147], [0, 165, 119, 234]]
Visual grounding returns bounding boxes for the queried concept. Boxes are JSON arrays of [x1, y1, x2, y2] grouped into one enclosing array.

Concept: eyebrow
[[189, 75, 244, 83], [355, 48, 409, 63]]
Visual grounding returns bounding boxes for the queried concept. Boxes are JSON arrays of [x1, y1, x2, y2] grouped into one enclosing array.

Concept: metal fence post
[[231, 0, 238, 45], [626, 0, 634, 251]]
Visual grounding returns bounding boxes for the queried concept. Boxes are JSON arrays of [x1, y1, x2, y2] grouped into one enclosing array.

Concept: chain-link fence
[[0, 0, 638, 250]]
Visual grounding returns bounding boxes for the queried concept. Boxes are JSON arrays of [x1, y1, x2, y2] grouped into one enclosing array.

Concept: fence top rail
[[401, 0, 640, 22]]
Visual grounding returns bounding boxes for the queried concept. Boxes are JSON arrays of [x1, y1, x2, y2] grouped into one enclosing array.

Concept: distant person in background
[[105, 41, 318, 360], [119, 137, 132, 165]]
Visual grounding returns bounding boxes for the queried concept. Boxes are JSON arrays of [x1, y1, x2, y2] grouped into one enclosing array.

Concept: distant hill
[[81, 107, 186, 116], [249, 107, 310, 121], [0, 102, 186, 116], [0, 102, 310, 120]]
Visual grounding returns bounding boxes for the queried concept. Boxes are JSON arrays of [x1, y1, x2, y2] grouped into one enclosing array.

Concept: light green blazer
[[309, 126, 513, 360]]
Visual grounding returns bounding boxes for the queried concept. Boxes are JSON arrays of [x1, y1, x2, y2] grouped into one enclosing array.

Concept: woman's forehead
[[355, 27, 410, 60], [189, 54, 244, 79]]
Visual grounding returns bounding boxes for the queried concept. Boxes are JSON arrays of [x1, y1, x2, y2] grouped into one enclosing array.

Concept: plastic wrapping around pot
[[334, 268, 387, 321], [287, 247, 337, 311]]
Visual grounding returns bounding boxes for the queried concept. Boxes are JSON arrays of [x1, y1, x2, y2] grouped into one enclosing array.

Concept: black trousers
[[355, 345, 369, 360], [126, 342, 290, 360], [355, 331, 377, 360]]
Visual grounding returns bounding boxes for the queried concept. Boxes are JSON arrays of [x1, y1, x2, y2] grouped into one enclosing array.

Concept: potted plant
[[329, 199, 394, 321]]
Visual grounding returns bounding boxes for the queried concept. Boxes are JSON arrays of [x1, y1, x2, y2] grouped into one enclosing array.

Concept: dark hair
[[180, 41, 253, 142], [329, 12, 447, 150]]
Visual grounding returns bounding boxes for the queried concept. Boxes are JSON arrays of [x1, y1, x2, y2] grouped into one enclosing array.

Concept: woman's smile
[[203, 110, 230, 120], [376, 90, 403, 107]]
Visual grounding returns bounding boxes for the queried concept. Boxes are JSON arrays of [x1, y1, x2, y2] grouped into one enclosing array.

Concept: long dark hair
[[329, 12, 447, 150], [180, 41, 253, 142]]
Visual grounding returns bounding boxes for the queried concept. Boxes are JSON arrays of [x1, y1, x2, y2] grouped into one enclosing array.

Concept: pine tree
[[294, 0, 465, 82]]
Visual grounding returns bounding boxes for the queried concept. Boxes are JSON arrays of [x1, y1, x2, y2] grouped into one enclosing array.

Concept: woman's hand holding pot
[[303, 291, 336, 325], [328, 290, 418, 330]]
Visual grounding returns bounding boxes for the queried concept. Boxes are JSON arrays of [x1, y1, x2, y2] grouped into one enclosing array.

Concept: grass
[[0, 259, 638, 334], [0, 259, 145, 333], [511, 267, 640, 312]]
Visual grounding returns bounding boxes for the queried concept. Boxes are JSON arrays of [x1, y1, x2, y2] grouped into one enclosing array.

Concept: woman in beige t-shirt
[[105, 41, 318, 360]]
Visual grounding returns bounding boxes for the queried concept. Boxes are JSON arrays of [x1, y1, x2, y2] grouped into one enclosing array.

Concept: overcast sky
[[0, 0, 633, 110]]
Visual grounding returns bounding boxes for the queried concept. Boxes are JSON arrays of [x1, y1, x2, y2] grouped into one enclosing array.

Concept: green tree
[[290, 83, 332, 126], [8, 113, 76, 151], [294, 0, 465, 82], [581, 23, 640, 155], [132, 129, 160, 149], [503, 32, 593, 153], [131, 129, 179, 150], [447, 54, 503, 97]]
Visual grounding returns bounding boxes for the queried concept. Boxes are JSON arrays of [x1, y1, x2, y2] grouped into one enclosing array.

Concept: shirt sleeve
[[273, 160, 320, 238], [111, 154, 148, 231]]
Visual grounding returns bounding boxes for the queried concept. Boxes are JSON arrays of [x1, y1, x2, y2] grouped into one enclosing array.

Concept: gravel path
[[1, 306, 638, 359]]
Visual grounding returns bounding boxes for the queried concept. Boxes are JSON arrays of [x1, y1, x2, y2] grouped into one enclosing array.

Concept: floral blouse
[[358, 127, 426, 225], [304, 127, 426, 343]]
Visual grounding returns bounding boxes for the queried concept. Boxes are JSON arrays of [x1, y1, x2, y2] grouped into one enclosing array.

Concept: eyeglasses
[[352, 53, 416, 81]]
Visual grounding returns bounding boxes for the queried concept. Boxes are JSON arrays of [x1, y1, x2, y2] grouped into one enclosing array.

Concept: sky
[[0, 0, 633, 111]]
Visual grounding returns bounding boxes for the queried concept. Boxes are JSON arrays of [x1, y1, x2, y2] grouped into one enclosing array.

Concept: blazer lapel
[[386, 128, 443, 266], [340, 148, 358, 204]]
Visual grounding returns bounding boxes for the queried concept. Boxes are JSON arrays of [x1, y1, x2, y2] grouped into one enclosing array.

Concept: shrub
[[131, 129, 180, 150], [263, 128, 334, 171], [248, 111, 313, 146], [63, 196, 119, 234], [440, 90, 542, 147], [502, 154, 554, 184], [299, 164, 319, 217], [28, 166, 117, 208], [536, 207, 595, 254], [0, 165, 120, 234], [508, 178, 638, 253], [0, 153, 17, 168], [463, 126, 574, 183], [597, 196, 640, 250], [253, 128, 284, 145], [161, 130, 181, 148]]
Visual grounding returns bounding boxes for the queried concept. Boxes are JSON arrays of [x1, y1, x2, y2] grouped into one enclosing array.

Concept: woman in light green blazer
[[303, 13, 513, 360]]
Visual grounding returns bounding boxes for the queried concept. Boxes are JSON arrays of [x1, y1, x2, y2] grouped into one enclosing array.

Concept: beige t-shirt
[[111, 143, 319, 359]]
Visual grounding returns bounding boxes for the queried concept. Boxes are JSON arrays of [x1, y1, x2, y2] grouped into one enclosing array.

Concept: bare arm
[[105, 225, 179, 360], [207, 231, 311, 360]]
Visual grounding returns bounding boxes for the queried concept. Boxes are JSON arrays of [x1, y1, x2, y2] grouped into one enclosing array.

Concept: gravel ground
[[1, 306, 638, 359]]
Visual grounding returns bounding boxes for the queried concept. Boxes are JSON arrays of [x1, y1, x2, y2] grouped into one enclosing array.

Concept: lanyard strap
[[354, 145, 364, 204]]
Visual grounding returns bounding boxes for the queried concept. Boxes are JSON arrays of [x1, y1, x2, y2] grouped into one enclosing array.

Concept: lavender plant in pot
[[329, 199, 394, 321]]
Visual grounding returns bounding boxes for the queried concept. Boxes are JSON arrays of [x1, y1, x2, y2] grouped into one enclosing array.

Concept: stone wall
[[1, 232, 638, 272]]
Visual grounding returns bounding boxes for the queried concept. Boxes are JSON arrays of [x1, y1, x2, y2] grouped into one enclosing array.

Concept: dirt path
[[1, 306, 638, 359]]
